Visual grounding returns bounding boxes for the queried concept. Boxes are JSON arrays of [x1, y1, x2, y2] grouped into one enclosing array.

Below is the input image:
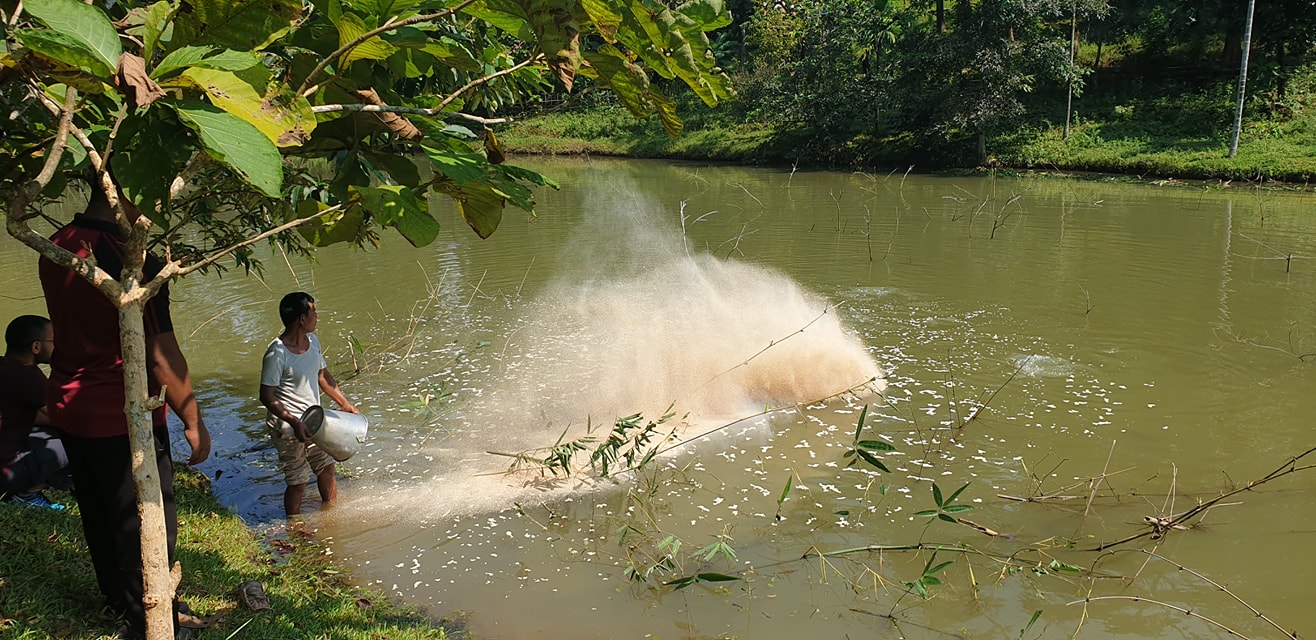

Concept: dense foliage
[[1, 0, 733, 262], [511, 0, 1316, 168]]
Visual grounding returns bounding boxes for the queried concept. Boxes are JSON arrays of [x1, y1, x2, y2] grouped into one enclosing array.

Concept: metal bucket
[[300, 405, 368, 462]]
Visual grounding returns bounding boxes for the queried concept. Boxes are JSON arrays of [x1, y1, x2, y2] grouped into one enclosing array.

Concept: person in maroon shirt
[[39, 185, 210, 640], [0, 314, 70, 507]]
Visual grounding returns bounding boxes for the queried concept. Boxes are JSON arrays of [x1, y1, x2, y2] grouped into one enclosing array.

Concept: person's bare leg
[[284, 482, 307, 517], [316, 465, 337, 504]]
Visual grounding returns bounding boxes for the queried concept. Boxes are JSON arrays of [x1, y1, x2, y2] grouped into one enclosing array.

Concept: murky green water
[[3, 158, 1315, 639]]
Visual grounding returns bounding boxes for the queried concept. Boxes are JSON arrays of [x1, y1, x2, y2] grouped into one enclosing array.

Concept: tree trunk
[[936, 0, 945, 33], [1277, 42, 1287, 101], [1064, 1, 1077, 141], [978, 131, 987, 165], [1229, 0, 1256, 158], [119, 301, 175, 640]]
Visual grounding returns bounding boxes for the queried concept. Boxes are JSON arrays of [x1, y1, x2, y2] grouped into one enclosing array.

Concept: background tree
[[0, 0, 733, 636]]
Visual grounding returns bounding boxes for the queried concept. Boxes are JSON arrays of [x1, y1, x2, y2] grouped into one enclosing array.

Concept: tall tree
[[0, 0, 733, 637], [1230, 0, 1256, 157]]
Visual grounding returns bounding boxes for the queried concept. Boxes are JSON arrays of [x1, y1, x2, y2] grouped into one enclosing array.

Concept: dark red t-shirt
[[0, 356, 47, 465], [39, 214, 173, 437]]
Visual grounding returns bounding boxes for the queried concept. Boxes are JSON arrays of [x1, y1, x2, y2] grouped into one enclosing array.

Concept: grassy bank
[[0, 467, 458, 640], [500, 99, 1316, 184]]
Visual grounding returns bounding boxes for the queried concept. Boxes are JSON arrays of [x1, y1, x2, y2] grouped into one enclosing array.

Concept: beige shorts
[[271, 431, 335, 486]]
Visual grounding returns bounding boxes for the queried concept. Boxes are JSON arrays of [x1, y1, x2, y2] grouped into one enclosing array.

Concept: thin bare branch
[[296, 0, 482, 96], [310, 104, 508, 125], [157, 204, 347, 285], [436, 55, 543, 112], [1065, 595, 1252, 638]]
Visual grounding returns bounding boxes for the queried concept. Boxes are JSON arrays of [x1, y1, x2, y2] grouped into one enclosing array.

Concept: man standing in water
[[259, 292, 359, 517], [40, 183, 210, 640]]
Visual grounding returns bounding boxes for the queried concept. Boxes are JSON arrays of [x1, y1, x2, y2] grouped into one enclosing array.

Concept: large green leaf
[[295, 200, 367, 246], [23, 0, 121, 79], [178, 68, 316, 146], [172, 101, 283, 197], [460, 0, 533, 39], [580, 0, 622, 41], [112, 117, 195, 221], [646, 87, 681, 137], [170, 0, 304, 51], [142, 1, 175, 62], [14, 28, 114, 79], [422, 142, 488, 184], [497, 163, 561, 190], [433, 180, 504, 239], [353, 185, 439, 247], [337, 12, 399, 66], [675, 0, 731, 31], [152, 46, 261, 79], [581, 47, 652, 119]]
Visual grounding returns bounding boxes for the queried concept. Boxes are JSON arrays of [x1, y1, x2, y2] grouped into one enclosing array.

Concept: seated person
[[0, 315, 70, 509]]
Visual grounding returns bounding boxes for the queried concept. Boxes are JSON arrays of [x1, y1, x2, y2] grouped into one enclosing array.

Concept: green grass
[[0, 467, 459, 640], [501, 94, 1316, 185], [502, 104, 777, 162]]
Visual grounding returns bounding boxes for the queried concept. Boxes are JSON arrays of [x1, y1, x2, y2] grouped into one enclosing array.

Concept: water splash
[[336, 178, 885, 518]]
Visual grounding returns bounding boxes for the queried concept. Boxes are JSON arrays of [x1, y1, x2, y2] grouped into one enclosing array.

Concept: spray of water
[[337, 178, 885, 518]]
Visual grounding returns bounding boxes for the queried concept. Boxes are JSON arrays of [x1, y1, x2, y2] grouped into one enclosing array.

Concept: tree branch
[[157, 203, 347, 285], [7, 85, 124, 300], [436, 54, 544, 112], [310, 103, 509, 125], [296, 0, 482, 97]]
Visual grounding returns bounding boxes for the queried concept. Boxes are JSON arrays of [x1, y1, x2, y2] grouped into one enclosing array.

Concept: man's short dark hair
[[279, 292, 315, 329], [6, 315, 50, 353]]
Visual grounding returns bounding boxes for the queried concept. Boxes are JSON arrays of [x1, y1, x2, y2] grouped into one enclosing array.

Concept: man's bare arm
[[260, 384, 312, 443], [146, 331, 210, 464], [319, 369, 358, 414]]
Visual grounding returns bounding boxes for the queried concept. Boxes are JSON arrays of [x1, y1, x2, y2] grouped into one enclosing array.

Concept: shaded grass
[[0, 466, 459, 640]]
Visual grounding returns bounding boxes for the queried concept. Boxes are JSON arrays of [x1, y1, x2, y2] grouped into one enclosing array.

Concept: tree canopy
[[1, 0, 734, 262]]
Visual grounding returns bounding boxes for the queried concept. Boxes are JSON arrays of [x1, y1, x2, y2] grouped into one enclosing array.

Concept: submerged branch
[[1092, 445, 1316, 550], [1065, 596, 1253, 639]]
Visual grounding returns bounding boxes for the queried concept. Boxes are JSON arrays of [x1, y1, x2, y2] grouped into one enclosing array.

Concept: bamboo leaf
[[932, 482, 944, 507], [926, 561, 953, 575], [855, 449, 890, 473], [857, 440, 895, 451], [694, 572, 740, 582], [777, 474, 793, 507], [852, 404, 869, 443], [941, 504, 974, 514], [23, 0, 121, 78], [945, 482, 971, 506], [913, 510, 938, 518]]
